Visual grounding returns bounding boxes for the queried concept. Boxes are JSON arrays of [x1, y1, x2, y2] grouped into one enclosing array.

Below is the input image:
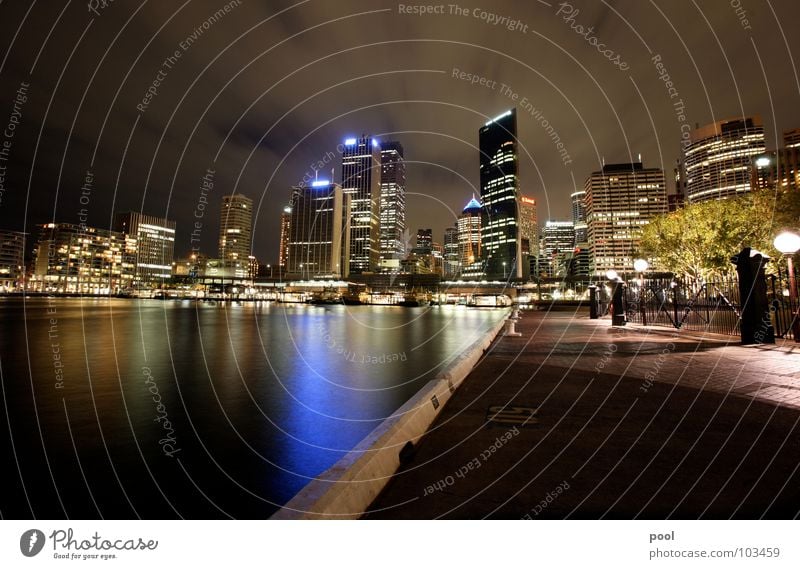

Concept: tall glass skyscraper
[[379, 141, 406, 261], [479, 109, 522, 280], [341, 136, 381, 273], [287, 181, 350, 279], [571, 190, 588, 243]]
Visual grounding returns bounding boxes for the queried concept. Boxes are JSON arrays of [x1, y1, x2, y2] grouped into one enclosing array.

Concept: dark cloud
[[0, 0, 798, 260]]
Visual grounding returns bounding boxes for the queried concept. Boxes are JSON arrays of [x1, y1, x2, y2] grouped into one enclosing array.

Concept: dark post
[[588, 285, 598, 319], [733, 247, 775, 345], [611, 278, 626, 326]]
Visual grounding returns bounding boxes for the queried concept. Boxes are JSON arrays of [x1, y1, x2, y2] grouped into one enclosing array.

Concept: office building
[[278, 204, 292, 273], [114, 211, 176, 284], [479, 109, 523, 280], [784, 128, 800, 149], [585, 162, 667, 276], [379, 141, 406, 261], [32, 223, 133, 294], [458, 196, 483, 275], [683, 116, 765, 203], [218, 194, 253, 260], [519, 195, 538, 257], [0, 229, 25, 291], [570, 190, 588, 243], [341, 135, 381, 273], [751, 147, 800, 193], [415, 228, 432, 252], [443, 226, 460, 279], [542, 221, 575, 277], [287, 180, 350, 279]]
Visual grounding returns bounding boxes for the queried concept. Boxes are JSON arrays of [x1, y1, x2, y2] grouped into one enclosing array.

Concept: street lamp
[[633, 259, 649, 326], [774, 231, 800, 342]]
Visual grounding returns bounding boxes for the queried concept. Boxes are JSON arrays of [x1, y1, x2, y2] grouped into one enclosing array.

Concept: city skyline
[[1, 2, 798, 266]]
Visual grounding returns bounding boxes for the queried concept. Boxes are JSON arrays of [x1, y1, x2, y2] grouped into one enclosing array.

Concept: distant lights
[[484, 110, 513, 126], [344, 138, 357, 146], [372, 138, 379, 148], [755, 156, 771, 168], [311, 180, 330, 187]]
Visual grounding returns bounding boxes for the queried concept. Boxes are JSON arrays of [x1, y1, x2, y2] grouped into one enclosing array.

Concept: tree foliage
[[640, 189, 800, 279]]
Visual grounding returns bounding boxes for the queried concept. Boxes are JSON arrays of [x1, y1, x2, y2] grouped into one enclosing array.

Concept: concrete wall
[[270, 310, 510, 519]]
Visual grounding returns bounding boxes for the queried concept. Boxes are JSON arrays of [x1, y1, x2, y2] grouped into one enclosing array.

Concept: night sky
[[0, 0, 798, 262]]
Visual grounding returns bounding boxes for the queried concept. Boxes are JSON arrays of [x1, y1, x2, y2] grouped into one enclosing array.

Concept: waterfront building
[[287, 180, 351, 279], [32, 223, 133, 294], [585, 162, 667, 276], [682, 116, 765, 203], [114, 211, 176, 285], [379, 141, 406, 261], [443, 226, 460, 279], [479, 109, 523, 280], [341, 135, 381, 273], [278, 204, 292, 273], [218, 194, 253, 261], [457, 196, 482, 276], [0, 229, 25, 291]]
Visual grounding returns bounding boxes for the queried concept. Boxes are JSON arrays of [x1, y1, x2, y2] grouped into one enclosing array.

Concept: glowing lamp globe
[[774, 231, 800, 255], [633, 259, 649, 272]]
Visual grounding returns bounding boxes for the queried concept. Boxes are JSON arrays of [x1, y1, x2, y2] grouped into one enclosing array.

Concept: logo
[[20, 529, 45, 557]]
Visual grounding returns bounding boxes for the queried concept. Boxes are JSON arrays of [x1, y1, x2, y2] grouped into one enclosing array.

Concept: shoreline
[[270, 309, 511, 520]]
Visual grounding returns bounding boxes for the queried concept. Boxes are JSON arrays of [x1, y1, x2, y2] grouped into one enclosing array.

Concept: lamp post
[[774, 231, 800, 341], [633, 259, 649, 326]]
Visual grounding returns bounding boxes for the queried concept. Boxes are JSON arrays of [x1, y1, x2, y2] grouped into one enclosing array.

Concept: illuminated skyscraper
[[278, 204, 292, 271], [287, 180, 350, 279], [415, 228, 432, 252], [570, 190, 587, 243], [518, 195, 537, 258], [115, 211, 176, 284], [379, 141, 406, 260], [479, 109, 523, 280], [585, 162, 667, 276], [218, 194, 253, 260], [341, 135, 381, 273], [457, 196, 482, 272], [443, 226, 459, 279], [683, 116, 765, 203]]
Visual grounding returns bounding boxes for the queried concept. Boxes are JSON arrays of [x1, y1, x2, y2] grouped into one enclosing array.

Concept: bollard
[[610, 278, 626, 327], [511, 307, 520, 320], [504, 318, 521, 337], [588, 285, 598, 319]]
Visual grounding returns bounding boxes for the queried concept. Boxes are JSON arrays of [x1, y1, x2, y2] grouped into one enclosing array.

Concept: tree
[[639, 189, 800, 279]]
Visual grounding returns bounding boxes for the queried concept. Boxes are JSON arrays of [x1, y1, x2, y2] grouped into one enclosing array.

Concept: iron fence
[[622, 271, 800, 339]]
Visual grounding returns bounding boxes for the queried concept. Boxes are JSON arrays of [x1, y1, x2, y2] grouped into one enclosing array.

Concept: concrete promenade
[[366, 308, 800, 519]]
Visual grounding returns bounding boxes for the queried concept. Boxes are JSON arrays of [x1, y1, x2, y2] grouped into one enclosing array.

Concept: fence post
[[732, 247, 775, 345]]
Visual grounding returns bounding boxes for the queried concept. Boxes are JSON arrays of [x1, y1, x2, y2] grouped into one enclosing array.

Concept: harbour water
[[0, 298, 506, 519]]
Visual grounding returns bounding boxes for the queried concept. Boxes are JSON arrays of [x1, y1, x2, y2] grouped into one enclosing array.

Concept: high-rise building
[[542, 221, 575, 277], [278, 204, 292, 272], [585, 162, 667, 276], [32, 223, 133, 293], [415, 228, 432, 252], [570, 190, 587, 243], [218, 194, 253, 260], [114, 211, 176, 284], [458, 196, 482, 273], [0, 229, 25, 291], [784, 128, 800, 149], [683, 116, 765, 203], [669, 160, 686, 212], [518, 195, 538, 256], [443, 226, 460, 279], [479, 109, 523, 280], [379, 141, 406, 261], [751, 147, 800, 193], [341, 135, 381, 273], [287, 180, 350, 279]]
